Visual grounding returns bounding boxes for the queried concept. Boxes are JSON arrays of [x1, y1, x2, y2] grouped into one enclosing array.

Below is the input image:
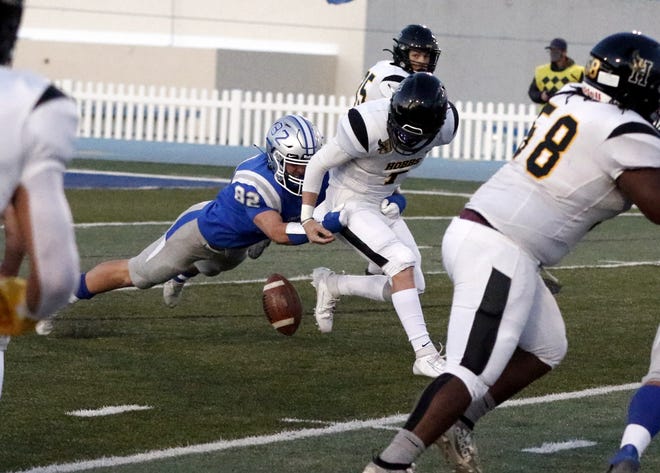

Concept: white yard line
[[71, 212, 646, 228], [522, 440, 598, 454], [68, 169, 231, 184], [10, 382, 640, 473]]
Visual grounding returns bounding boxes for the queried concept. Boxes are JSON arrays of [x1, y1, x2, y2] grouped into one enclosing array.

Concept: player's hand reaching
[[302, 219, 335, 244], [321, 206, 347, 233]]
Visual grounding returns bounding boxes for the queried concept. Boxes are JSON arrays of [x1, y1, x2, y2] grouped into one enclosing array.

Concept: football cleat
[[362, 461, 416, 473], [412, 352, 446, 378], [436, 422, 483, 473], [35, 318, 54, 335], [247, 239, 271, 259], [310, 267, 339, 333], [0, 277, 36, 336], [606, 445, 640, 473], [163, 279, 185, 308]]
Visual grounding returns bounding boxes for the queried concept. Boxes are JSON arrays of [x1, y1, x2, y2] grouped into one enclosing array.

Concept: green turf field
[[0, 160, 658, 473]]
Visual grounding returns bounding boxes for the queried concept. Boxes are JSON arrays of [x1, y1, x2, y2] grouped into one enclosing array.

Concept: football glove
[[321, 211, 343, 233], [0, 277, 36, 336], [381, 193, 407, 219], [321, 204, 347, 233]]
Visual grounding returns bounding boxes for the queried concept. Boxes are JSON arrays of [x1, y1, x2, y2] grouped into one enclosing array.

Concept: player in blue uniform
[[69, 115, 333, 307]]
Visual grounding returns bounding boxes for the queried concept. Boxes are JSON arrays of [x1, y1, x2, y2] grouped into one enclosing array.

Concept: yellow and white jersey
[[354, 60, 408, 105], [468, 83, 660, 266], [0, 67, 77, 210]]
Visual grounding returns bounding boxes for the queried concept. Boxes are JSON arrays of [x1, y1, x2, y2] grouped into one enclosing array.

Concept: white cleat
[[310, 267, 339, 333], [163, 279, 185, 308], [35, 319, 54, 335], [412, 352, 446, 378], [436, 422, 483, 473]]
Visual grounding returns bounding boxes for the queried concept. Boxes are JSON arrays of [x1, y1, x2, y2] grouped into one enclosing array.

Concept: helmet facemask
[[387, 115, 436, 155]]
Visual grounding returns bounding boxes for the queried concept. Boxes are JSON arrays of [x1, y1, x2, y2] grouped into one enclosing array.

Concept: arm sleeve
[[302, 138, 354, 195], [285, 222, 308, 245], [22, 94, 78, 181], [528, 78, 544, 104], [22, 171, 79, 317], [19, 95, 80, 317]]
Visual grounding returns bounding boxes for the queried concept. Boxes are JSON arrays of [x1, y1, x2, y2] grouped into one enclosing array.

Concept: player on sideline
[[69, 115, 336, 307], [360, 31, 660, 473], [605, 324, 660, 473], [300, 72, 459, 378], [0, 0, 80, 397], [354, 24, 441, 106]]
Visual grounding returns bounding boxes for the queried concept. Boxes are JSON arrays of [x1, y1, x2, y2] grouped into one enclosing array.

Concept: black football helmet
[[0, 0, 23, 65], [387, 72, 448, 155], [583, 31, 660, 121], [390, 24, 441, 73]]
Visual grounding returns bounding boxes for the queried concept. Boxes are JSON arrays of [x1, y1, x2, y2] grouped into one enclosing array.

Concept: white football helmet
[[265, 115, 323, 196]]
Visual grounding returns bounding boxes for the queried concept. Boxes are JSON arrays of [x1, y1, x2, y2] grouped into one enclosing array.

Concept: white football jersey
[[0, 67, 77, 211], [324, 97, 458, 206], [469, 84, 660, 266], [354, 60, 408, 105]]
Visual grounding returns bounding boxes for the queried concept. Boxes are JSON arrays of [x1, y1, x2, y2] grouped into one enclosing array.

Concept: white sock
[[391, 288, 434, 353], [621, 424, 652, 457], [335, 274, 390, 301], [463, 392, 497, 427], [379, 429, 425, 465]]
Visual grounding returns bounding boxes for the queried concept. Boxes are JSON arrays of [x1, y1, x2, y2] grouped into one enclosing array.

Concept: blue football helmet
[[265, 115, 323, 196]]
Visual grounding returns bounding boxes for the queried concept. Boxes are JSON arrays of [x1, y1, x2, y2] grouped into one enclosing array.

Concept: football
[[262, 273, 303, 336]]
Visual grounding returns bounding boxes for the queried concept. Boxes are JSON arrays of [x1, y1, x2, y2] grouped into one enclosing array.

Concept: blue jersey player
[[70, 115, 332, 309]]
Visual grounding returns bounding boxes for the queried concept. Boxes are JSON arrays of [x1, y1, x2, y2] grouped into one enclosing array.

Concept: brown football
[[262, 273, 303, 336]]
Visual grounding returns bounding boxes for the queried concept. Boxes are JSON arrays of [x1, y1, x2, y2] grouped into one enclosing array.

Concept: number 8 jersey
[[467, 83, 660, 266]]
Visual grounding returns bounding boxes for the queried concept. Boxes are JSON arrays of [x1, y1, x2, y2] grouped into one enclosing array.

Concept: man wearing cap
[[528, 37, 584, 104]]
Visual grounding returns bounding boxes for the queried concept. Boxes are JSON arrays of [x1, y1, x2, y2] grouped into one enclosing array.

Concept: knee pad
[[538, 335, 568, 369], [381, 243, 417, 278]]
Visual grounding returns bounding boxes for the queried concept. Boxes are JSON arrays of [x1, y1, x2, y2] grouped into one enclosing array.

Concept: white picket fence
[[56, 80, 538, 161]]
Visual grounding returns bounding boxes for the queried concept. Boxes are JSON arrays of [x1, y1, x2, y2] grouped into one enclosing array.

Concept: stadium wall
[[75, 138, 505, 182], [14, 1, 659, 104]]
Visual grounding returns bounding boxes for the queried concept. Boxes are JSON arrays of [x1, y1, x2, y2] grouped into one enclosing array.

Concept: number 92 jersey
[[467, 84, 660, 266]]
